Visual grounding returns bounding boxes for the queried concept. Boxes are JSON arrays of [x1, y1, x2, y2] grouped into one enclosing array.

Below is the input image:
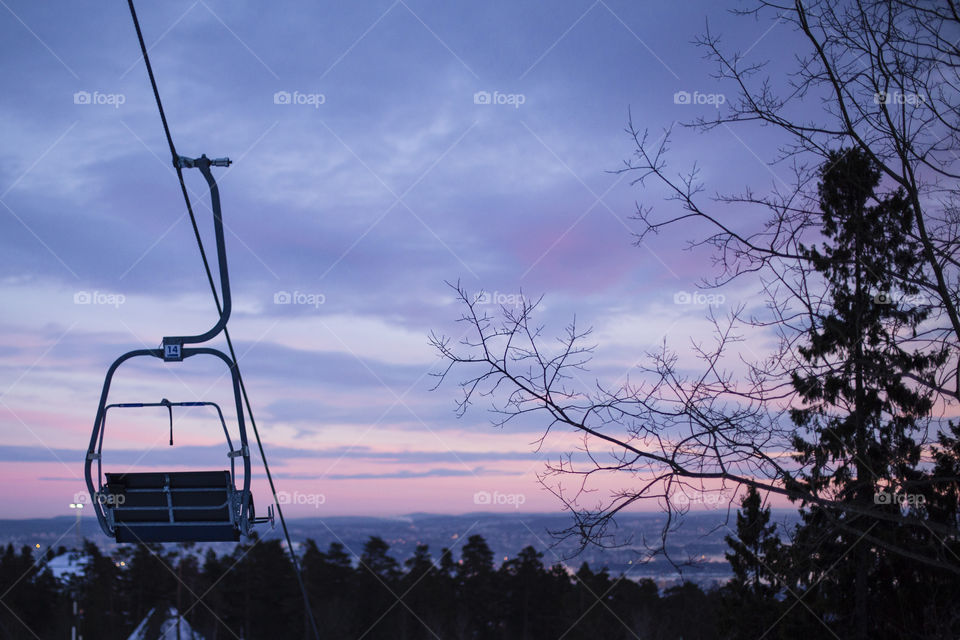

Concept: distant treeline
[[6, 486, 960, 640], [1, 533, 752, 640]]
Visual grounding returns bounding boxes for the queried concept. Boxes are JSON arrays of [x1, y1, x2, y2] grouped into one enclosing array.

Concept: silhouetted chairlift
[[84, 155, 273, 543]]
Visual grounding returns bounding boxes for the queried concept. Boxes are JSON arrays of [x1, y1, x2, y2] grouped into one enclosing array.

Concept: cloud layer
[[0, 0, 795, 517]]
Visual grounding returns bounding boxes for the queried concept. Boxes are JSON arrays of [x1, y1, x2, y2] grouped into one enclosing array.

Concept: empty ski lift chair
[[84, 155, 271, 543]]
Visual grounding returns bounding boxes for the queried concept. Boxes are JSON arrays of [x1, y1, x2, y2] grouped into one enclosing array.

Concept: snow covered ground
[[46, 552, 88, 582], [127, 607, 205, 640]]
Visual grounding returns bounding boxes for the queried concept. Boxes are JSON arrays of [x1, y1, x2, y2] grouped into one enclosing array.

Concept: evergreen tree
[[123, 543, 179, 627], [499, 546, 545, 638], [193, 546, 233, 637], [61, 542, 126, 640], [438, 546, 457, 579], [400, 544, 454, 639], [719, 487, 784, 639], [360, 535, 401, 581], [723, 486, 781, 597], [354, 536, 403, 639], [456, 535, 499, 638], [655, 582, 716, 640], [789, 147, 950, 638], [0, 544, 69, 639], [303, 539, 359, 637], [566, 563, 620, 639], [240, 538, 303, 639]]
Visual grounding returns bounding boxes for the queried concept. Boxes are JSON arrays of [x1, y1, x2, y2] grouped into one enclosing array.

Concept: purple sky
[[0, 1, 800, 518]]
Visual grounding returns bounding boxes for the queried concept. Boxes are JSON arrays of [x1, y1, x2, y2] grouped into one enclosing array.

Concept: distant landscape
[[2, 510, 806, 587]]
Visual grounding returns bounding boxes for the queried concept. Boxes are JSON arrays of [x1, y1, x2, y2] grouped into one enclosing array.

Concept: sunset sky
[[0, 1, 800, 519]]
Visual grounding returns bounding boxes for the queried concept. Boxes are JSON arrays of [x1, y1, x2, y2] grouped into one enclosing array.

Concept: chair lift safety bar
[[84, 155, 267, 543]]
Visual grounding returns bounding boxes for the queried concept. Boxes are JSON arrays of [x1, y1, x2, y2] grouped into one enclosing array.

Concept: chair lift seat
[[104, 470, 250, 543]]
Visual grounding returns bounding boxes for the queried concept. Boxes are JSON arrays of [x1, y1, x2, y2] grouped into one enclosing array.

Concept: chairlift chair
[[84, 155, 272, 543]]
